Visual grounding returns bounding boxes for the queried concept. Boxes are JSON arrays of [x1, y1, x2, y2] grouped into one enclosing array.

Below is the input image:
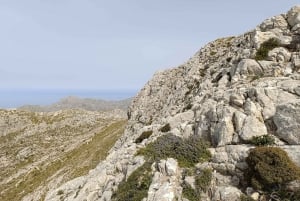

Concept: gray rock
[[287, 6, 300, 27], [274, 101, 300, 144], [212, 186, 242, 201], [267, 47, 291, 63]]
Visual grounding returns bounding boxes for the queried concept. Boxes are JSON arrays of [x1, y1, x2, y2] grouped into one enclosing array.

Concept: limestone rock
[[212, 186, 242, 201], [240, 116, 267, 141], [287, 5, 300, 27], [267, 47, 291, 63], [273, 101, 300, 144]]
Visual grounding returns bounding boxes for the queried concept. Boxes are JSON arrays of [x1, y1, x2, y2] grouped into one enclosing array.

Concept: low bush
[[135, 130, 153, 143], [159, 123, 171, 133], [246, 147, 300, 191], [255, 38, 280, 60], [138, 134, 211, 167], [112, 161, 153, 201], [250, 135, 275, 146]]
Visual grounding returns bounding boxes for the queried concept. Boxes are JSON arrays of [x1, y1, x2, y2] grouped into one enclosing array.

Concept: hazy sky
[[1, 1, 299, 90]]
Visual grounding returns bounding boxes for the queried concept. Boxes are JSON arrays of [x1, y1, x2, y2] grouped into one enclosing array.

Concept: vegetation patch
[[255, 38, 280, 60], [138, 134, 211, 167], [135, 130, 153, 143], [240, 194, 255, 201], [195, 168, 212, 193], [249, 135, 275, 146], [182, 181, 199, 201], [159, 123, 171, 132], [246, 147, 300, 192], [112, 162, 153, 201]]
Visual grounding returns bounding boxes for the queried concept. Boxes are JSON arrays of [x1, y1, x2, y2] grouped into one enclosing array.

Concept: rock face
[[45, 6, 300, 201]]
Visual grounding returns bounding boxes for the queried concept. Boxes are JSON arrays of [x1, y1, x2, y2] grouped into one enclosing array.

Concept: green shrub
[[112, 162, 153, 201], [159, 123, 171, 133], [246, 147, 300, 191], [195, 169, 212, 193], [250, 135, 275, 146], [182, 182, 199, 201], [135, 131, 153, 143], [255, 38, 280, 60], [138, 134, 211, 167]]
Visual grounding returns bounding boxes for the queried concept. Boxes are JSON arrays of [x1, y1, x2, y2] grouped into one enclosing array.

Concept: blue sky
[[0, 0, 299, 91]]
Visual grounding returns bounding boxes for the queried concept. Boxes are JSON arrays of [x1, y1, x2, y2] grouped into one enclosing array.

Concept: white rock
[[165, 158, 178, 176], [240, 116, 267, 141]]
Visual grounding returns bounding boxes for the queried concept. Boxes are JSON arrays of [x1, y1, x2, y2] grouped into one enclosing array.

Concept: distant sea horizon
[[0, 89, 138, 108]]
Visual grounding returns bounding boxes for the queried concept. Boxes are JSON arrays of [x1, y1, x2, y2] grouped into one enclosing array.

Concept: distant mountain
[[18, 96, 133, 112]]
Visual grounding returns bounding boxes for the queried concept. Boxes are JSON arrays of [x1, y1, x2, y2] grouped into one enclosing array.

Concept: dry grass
[[0, 109, 126, 201]]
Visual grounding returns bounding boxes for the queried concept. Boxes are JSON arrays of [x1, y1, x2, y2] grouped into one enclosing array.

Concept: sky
[[0, 0, 299, 91]]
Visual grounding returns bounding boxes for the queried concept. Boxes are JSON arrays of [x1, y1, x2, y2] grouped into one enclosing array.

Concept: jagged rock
[[287, 6, 300, 27], [231, 59, 262, 81], [147, 159, 180, 201], [273, 101, 300, 144], [260, 15, 289, 32], [267, 47, 291, 62], [211, 106, 235, 146]]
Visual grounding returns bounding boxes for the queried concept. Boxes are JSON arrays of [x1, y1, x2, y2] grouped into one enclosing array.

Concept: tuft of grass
[[250, 135, 275, 146], [255, 38, 280, 60], [182, 182, 198, 201], [111, 161, 153, 201], [135, 130, 153, 143], [195, 168, 212, 193], [138, 134, 211, 168]]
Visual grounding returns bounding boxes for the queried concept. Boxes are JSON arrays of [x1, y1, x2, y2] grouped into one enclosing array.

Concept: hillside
[[13, 5, 300, 201], [0, 109, 127, 201], [18, 96, 133, 112]]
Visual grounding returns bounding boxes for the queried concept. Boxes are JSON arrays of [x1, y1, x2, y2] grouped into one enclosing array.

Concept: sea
[[0, 89, 138, 108]]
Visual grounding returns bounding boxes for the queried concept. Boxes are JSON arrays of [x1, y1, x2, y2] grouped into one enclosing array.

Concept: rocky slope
[[0, 109, 127, 201], [18, 96, 132, 112], [45, 6, 300, 201]]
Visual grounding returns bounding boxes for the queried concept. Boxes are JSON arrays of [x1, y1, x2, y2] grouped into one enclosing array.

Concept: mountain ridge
[[18, 96, 133, 112], [22, 5, 300, 201]]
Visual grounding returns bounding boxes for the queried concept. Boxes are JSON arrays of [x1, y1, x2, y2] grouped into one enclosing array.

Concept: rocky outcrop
[[45, 5, 300, 201]]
